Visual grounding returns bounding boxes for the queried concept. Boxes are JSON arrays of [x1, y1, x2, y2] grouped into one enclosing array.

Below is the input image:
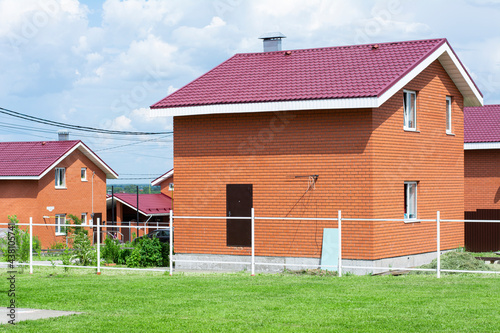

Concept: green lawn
[[1, 268, 500, 332]]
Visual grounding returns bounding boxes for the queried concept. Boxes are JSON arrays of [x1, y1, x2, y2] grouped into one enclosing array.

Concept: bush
[[71, 232, 96, 266], [117, 247, 133, 265], [50, 242, 66, 250], [126, 247, 142, 268], [0, 215, 41, 263], [125, 237, 170, 268], [417, 251, 491, 274], [67, 215, 96, 266], [102, 238, 121, 263]]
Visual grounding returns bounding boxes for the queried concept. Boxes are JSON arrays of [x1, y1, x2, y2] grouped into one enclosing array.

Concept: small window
[[404, 182, 417, 220], [55, 214, 66, 235], [403, 90, 417, 130], [446, 96, 452, 134], [55, 168, 66, 188], [81, 168, 87, 181], [81, 213, 87, 225]]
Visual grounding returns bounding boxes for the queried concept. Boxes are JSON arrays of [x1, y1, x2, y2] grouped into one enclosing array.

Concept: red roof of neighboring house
[[0, 140, 118, 179], [108, 193, 172, 216], [152, 38, 480, 110], [464, 105, 500, 143]]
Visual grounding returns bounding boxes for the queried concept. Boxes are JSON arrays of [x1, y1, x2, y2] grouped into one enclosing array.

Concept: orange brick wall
[[0, 149, 108, 248], [173, 60, 465, 260], [371, 60, 465, 258], [464, 149, 500, 211], [159, 175, 174, 196], [174, 109, 374, 259]]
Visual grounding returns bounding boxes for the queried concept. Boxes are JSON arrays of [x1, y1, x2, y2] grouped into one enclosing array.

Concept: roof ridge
[[0, 140, 80, 144], [234, 38, 447, 56]]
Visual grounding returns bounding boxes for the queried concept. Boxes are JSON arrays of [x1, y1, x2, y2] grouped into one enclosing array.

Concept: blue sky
[[0, 0, 499, 184]]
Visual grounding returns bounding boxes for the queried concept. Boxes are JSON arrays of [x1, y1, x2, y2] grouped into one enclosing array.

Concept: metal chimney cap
[[259, 32, 286, 40], [57, 130, 70, 141]]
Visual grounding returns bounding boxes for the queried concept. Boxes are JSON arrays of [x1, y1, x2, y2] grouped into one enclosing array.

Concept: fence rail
[[1, 210, 500, 277]]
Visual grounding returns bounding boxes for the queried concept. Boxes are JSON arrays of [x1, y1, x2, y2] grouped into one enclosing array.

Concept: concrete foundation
[[173, 251, 442, 275]]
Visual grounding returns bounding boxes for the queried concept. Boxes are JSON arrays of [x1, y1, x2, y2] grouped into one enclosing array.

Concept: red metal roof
[[152, 38, 449, 109], [0, 140, 118, 179], [464, 105, 500, 143], [110, 193, 172, 216], [0, 140, 81, 177]]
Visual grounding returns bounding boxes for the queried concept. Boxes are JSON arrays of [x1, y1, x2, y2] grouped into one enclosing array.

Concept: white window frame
[[55, 168, 66, 188], [55, 214, 66, 235], [81, 167, 87, 181], [403, 90, 417, 131], [446, 96, 452, 134], [404, 182, 418, 221], [81, 213, 87, 225]]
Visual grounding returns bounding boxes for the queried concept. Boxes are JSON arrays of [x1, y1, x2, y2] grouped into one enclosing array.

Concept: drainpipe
[[92, 171, 95, 244], [137, 185, 140, 236], [111, 186, 115, 224]]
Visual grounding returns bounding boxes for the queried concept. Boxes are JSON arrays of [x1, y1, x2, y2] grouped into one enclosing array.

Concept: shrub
[[67, 215, 96, 266], [50, 242, 66, 250], [125, 237, 170, 268], [1, 215, 41, 263], [102, 238, 121, 263], [126, 247, 142, 268], [139, 237, 163, 267], [117, 247, 133, 265]]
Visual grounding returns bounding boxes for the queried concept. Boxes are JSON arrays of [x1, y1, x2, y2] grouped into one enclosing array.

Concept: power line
[[0, 119, 173, 143], [0, 106, 173, 135], [94, 134, 172, 152]]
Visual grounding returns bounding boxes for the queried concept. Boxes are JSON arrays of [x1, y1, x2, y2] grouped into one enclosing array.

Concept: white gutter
[[464, 142, 500, 150]]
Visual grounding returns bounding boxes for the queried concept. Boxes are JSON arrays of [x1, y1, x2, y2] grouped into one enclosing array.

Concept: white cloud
[[109, 115, 133, 131], [1, 0, 500, 177]]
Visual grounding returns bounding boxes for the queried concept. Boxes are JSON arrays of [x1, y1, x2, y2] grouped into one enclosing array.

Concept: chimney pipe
[[259, 32, 286, 52], [58, 130, 69, 141]]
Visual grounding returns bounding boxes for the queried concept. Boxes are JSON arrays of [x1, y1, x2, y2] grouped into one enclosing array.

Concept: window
[[81, 168, 87, 181], [446, 96, 452, 134], [403, 90, 417, 130], [55, 168, 66, 188], [81, 213, 87, 225], [404, 182, 417, 220], [55, 214, 66, 235]]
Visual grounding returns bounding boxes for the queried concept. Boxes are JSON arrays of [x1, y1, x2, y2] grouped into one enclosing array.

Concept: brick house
[[106, 192, 173, 242], [150, 38, 483, 271], [0, 140, 118, 248], [464, 105, 500, 251], [151, 168, 174, 197]]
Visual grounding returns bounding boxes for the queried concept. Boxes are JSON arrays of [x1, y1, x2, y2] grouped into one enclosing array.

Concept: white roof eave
[[464, 142, 500, 150], [151, 169, 174, 186]]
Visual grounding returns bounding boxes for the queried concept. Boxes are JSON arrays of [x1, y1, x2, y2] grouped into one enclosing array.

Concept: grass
[[1, 267, 500, 332]]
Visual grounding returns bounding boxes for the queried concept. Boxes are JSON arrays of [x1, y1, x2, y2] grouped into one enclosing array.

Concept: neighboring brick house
[[150, 38, 483, 272], [106, 192, 172, 242], [151, 168, 174, 197], [464, 105, 500, 251], [0, 140, 118, 248]]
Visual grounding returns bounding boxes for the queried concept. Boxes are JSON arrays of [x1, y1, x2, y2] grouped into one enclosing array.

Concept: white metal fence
[[1, 210, 500, 278]]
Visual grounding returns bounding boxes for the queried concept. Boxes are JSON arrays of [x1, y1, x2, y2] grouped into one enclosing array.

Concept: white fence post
[[97, 217, 101, 275], [251, 208, 255, 276], [338, 210, 342, 278], [437, 211, 441, 279], [169, 209, 173, 276], [29, 217, 33, 275]]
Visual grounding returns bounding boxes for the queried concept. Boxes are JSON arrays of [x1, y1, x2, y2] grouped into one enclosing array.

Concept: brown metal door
[[226, 184, 252, 247], [465, 209, 500, 252]]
